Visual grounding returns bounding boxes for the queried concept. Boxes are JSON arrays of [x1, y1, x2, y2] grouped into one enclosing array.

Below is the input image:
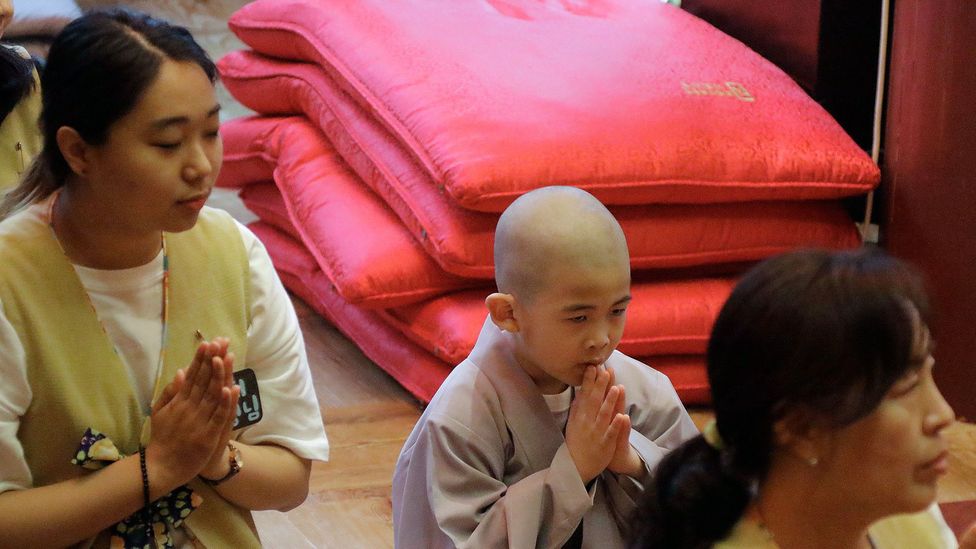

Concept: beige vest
[[0, 206, 261, 548], [715, 508, 948, 548]]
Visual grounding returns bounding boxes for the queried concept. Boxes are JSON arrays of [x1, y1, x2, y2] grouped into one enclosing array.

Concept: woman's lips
[[918, 450, 950, 477]]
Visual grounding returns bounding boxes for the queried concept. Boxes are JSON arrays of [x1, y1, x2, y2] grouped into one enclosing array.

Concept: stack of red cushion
[[215, 0, 878, 404]]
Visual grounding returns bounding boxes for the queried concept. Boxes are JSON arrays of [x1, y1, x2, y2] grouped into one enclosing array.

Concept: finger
[[589, 367, 611, 407], [580, 366, 597, 392], [180, 343, 208, 397], [213, 337, 230, 358], [605, 367, 616, 397], [222, 352, 236, 388], [604, 413, 630, 445], [960, 523, 976, 549], [616, 384, 626, 415], [204, 355, 227, 404], [596, 385, 620, 427], [613, 414, 632, 452], [153, 369, 185, 414], [207, 385, 240, 438], [189, 342, 217, 404]]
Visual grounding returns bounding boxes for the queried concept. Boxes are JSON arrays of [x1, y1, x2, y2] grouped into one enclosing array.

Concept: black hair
[[0, 44, 37, 122], [0, 8, 216, 218], [628, 247, 930, 549]]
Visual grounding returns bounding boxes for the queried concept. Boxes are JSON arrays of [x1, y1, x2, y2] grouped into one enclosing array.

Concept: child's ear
[[56, 126, 91, 178], [486, 293, 519, 333]]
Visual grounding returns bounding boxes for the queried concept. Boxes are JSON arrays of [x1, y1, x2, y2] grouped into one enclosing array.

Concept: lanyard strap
[[46, 191, 170, 415]]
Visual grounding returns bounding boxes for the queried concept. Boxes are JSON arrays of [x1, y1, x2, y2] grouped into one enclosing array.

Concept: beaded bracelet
[[138, 446, 154, 546]]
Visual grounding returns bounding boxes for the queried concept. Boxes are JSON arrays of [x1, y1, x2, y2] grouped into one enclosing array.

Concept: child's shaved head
[[494, 186, 629, 301]]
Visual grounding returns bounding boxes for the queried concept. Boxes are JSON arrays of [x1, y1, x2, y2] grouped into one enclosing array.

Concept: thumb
[[152, 369, 185, 414], [960, 522, 976, 549], [615, 413, 631, 448]]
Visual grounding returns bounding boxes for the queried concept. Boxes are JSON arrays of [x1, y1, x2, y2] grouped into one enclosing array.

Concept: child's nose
[[585, 329, 610, 350]]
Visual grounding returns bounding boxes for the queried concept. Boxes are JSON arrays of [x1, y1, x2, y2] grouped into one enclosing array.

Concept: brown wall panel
[[883, 1, 976, 419]]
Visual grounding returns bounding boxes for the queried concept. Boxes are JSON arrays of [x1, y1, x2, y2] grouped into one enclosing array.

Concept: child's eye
[[153, 142, 181, 150], [611, 308, 627, 316], [568, 315, 587, 323], [204, 130, 220, 139]]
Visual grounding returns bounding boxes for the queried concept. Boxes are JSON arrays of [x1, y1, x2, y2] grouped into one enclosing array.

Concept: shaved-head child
[[393, 186, 697, 548]]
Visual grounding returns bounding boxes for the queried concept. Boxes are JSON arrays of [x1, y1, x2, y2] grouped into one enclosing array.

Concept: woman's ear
[[486, 293, 519, 333], [773, 408, 829, 467], [55, 126, 91, 177]]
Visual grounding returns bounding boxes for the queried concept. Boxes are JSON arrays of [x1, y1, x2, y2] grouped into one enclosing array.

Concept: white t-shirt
[[0, 203, 330, 495]]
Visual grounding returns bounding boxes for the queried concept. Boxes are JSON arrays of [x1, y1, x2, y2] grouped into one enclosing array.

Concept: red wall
[[882, 1, 976, 420]]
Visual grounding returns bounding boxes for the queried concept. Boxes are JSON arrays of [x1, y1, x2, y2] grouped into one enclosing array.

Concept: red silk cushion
[[251, 220, 710, 404], [379, 278, 734, 365], [230, 116, 472, 308], [217, 115, 276, 188], [226, 0, 879, 211], [250, 221, 453, 401], [217, 114, 861, 279]]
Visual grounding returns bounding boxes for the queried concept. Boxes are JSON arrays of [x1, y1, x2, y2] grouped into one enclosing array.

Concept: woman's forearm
[[205, 442, 312, 511], [0, 453, 181, 547]]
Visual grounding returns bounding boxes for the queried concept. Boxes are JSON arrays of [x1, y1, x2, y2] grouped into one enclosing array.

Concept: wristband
[[138, 446, 154, 545]]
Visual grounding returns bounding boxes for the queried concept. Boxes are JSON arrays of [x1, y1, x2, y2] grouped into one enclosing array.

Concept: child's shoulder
[[425, 359, 503, 417], [607, 350, 672, 383], [607, 351, 685, 402], [413, 359, 513, 446]]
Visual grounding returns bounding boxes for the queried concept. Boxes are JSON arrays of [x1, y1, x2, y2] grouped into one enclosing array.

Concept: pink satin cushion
[[230, 117, 471, 308], [218, 114, 861, 279], [379, 278, 734, 366], [227, 0, 879, 211], [252, 220, 710, 404]]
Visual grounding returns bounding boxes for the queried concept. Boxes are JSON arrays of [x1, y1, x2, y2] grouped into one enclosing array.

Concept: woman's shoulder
[[870, 505, 956, 549], [1, 44, 32, 61], [0, 200, 48, 241]]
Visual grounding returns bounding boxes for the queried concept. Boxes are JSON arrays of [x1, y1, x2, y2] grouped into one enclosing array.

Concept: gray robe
[[392, 317, 698, 548]]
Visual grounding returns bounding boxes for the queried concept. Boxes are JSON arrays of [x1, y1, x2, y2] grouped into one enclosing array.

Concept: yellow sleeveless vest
[[715, 508, 948, 548], [0, 205, 261, 548]]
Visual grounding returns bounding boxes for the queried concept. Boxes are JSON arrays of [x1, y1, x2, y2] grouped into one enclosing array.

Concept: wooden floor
[[249, 295, 976, 548]]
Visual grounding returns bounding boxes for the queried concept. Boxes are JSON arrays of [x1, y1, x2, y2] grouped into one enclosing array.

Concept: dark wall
[[882, 1, 976, 419], [681, 0, 881, 150], [881, 0, 976, 420]]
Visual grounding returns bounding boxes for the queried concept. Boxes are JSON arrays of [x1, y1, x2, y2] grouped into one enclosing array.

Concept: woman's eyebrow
[[150, 105, 221, 130]]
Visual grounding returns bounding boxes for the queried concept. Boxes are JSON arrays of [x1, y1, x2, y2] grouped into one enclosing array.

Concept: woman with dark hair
[[0, 0, 43, 191], [629, 248, 973, 548], [0, 8, 328, 548]]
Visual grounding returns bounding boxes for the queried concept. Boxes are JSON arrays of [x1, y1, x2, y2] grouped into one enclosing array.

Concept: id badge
[[233, 368, 263, 429]]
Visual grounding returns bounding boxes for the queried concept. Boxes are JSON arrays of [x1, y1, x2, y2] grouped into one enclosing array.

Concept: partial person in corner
[[393, 185, 698, 548], [0, 0, 43, 191], [0, 8, 328, 548], [629, 247, 976, 549]]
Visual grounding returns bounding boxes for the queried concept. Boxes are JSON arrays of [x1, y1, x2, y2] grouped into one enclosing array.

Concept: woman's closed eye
[[889, 370, 922, 398]]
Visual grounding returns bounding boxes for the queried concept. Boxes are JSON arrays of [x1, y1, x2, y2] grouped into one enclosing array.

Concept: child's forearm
[[205, 442, 312, 511], [0, 454, 170, 547]]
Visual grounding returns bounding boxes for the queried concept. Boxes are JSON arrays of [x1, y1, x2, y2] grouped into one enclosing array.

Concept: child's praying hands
[[566, 365, 630, 484]]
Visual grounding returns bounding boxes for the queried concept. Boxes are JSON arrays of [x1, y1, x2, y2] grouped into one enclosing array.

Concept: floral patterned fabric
[[71, 428, 202, 549]]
